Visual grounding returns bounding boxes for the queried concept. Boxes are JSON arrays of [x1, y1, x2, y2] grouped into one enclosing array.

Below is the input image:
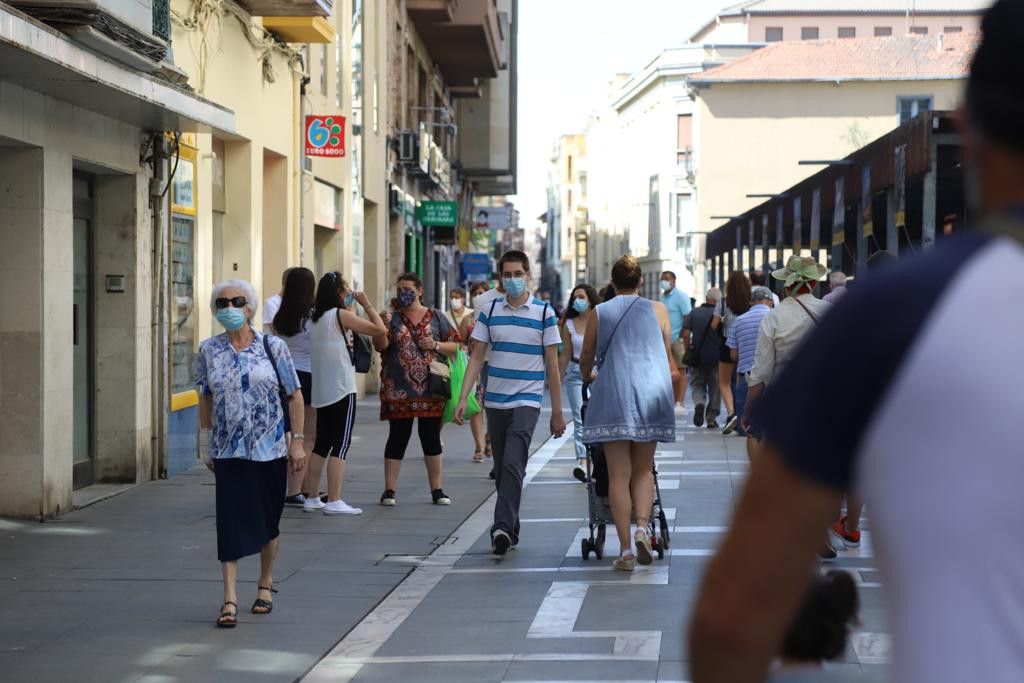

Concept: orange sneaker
[[830, 516, 861, 548]]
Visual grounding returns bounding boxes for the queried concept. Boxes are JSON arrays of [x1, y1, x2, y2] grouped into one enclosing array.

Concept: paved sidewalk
[[0, 401, 890, 682], [303, 409, 890, 683], [0, 397, 532, 683]]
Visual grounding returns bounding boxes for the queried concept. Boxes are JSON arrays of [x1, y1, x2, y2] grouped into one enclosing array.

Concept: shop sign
[[305, 115, 346, 157], [416, 201, 457, 227]]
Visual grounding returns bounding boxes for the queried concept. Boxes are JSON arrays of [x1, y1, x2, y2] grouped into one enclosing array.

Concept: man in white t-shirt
[[262, 267, 294, 333]]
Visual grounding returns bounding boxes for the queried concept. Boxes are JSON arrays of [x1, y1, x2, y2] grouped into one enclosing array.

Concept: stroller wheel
[[656, 541, 665, 560], [581, 538, 591, 560], [659, 513, 671, 551], [595, 538, 604, 560], [597, 524, 606, 545]]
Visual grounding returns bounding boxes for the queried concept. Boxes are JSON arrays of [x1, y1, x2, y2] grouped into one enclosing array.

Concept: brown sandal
[[217, 601, 238, 628]]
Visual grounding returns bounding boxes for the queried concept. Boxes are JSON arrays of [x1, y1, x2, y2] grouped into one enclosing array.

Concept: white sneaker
[[323, 499, 363, 516], [303, 496, 326, 512]]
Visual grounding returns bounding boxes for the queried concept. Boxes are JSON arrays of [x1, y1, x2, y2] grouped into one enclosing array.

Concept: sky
[[511, 0, 732, 221]]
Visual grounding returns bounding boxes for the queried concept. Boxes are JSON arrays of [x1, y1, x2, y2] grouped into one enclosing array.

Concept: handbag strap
[[261, 334, 287, 398], [336, 308, 356, 355], [794, 296, 820, 325], [597, 296, 640, 363]]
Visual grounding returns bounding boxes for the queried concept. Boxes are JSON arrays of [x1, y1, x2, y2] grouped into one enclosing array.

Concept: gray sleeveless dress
[[580, 296, 676, 444]]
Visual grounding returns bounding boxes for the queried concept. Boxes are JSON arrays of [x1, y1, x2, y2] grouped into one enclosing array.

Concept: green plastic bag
[[444, 349, 481, 423]]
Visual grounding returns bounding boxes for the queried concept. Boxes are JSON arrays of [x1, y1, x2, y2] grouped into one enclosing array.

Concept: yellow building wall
[[695, 78, 964, 234], [171, 0, 300, 343]]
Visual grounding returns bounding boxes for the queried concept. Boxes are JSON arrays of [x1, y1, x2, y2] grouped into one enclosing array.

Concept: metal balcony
[[233, 0, 332, 17]]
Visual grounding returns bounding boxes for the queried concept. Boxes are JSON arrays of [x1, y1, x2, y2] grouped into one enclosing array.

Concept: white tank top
[[310, 308, 356, 408], [567, 318, 584, 360], [281, 319, 312, 373]]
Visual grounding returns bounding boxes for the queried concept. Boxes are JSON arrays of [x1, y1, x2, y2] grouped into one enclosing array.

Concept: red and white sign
[[305, 115, 346, 157]]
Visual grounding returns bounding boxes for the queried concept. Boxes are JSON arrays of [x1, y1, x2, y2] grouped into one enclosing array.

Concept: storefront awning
[[0, 4, 235, 136]]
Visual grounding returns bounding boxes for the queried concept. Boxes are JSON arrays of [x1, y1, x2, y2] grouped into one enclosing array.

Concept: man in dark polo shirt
[[688, 2, 1024, 680]]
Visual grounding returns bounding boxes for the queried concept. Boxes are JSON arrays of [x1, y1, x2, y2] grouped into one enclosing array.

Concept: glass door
[[72, 174, 94, 489]]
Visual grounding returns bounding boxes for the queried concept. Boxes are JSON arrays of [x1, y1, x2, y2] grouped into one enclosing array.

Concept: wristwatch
[[291, 434, 305, 441], [434, 340, 440, 351]]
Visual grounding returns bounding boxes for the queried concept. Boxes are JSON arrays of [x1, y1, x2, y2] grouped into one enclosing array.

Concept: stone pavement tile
[[503, 659, 660, 681], [351, 660, 511, 683], [0, 615, 90, 653], [657, 659, 689, 681], [0, 651, 149, 683], [376, 619, 534, 657]]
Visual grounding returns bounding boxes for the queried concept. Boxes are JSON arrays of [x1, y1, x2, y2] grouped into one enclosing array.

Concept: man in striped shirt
[[725, 287, 772, 442], [455, 250, 566, 556]]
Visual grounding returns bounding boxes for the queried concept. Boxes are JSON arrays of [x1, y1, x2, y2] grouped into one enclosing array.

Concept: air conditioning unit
[[398, 130, 418, 164]]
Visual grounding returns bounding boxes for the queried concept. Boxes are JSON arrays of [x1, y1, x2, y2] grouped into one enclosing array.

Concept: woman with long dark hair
[[271, 267, 317, 506], [301, 272, 386, 515], [713, 272, 751, 434], [559, 284, 600, 471]]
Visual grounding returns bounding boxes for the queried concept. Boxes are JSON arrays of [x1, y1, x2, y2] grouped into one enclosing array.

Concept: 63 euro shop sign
[[305, 115, 346, 157]]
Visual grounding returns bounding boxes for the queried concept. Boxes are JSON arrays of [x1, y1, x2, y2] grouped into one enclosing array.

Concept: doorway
[[72, 173, 94, 489]]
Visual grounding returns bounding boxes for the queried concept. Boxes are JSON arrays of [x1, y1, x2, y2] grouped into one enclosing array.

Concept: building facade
[[691, 0, 985, 44], [0, 0, 518, 518], [691, 32, 973, 284]]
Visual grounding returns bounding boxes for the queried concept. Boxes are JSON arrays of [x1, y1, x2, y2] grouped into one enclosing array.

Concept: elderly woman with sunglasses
[[194, 279, 307, 628]]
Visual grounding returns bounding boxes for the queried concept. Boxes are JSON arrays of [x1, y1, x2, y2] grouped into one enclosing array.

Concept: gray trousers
[[486, 406, 541, 544], [688, 363, 721, 419]]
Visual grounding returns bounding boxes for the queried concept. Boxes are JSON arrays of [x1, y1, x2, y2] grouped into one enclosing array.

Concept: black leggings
[[384, 417, 443, 460], [313, 394, 357, 460]]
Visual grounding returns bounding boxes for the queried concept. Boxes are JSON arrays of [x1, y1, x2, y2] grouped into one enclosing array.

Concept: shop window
[[170, 144, 197, 397], [765, 27, 783, 42], [944, 26, 962, 33], [838, 27, 856, 38], [801, 27, 819, 40], [874, 26, 893, 36], [910, 26, 928, 35]]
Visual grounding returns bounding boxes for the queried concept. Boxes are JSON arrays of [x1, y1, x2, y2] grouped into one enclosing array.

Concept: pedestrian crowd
[[189, 7, 1023, 682]]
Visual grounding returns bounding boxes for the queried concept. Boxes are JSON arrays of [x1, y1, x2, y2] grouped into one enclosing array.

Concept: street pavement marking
[[673, 526, 727, 533], [301, 427, 570, 683], [533, 478, 680, 489], [851, 632, 891, 664], [527, 581, 661, 659]]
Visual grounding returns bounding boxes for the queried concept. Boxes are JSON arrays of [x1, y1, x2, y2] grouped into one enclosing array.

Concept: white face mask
[[451, 298, 464, 311]]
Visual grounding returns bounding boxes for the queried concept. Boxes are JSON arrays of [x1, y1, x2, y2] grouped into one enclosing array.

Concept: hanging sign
[[417, 201, 458, 227], [305, 115, 346, 157]]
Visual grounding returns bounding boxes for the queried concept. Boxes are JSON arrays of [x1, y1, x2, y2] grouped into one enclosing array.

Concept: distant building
[[691, 0, 986, 44], [690, 33, 976, 255]]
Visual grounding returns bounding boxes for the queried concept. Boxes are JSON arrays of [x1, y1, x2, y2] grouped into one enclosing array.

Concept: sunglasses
[[214, 296, 248, 309]]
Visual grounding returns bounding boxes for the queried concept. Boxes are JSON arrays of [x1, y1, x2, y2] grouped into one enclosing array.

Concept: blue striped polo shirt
[[471, 296, 560, 409], [726, 303, 771, 374]]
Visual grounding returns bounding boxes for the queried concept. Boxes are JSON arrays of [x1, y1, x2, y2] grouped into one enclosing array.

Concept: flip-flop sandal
[[217, 601, 238, 628], [472, 451, 485, 463], [251, 585, 277, 615]]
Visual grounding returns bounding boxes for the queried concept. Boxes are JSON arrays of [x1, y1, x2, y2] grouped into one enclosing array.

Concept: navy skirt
[[214, 457, 287, 562]]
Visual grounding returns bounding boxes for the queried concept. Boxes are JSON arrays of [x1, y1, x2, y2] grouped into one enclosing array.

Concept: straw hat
[[771, 255, 827, 289]]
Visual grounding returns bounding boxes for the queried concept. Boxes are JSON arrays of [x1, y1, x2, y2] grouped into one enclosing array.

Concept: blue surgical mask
[[502, 277, 526, 297], [660, 280, 671, 292], [344, 293, 355, 307], [215, 307, 246, 332], [397, 289, 418, 309], [572, 298, 590, 313]]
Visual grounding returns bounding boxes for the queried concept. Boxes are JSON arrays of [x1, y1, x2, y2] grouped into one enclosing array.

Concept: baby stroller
[[578, 384, 671, 560]]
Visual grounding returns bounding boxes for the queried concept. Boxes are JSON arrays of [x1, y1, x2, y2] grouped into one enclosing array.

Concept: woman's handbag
[[337, 310, 373, 373], [428, 358, 451, 400]]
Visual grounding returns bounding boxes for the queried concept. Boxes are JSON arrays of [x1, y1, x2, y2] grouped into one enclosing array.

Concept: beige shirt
[[748, 293, 830, 387]]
